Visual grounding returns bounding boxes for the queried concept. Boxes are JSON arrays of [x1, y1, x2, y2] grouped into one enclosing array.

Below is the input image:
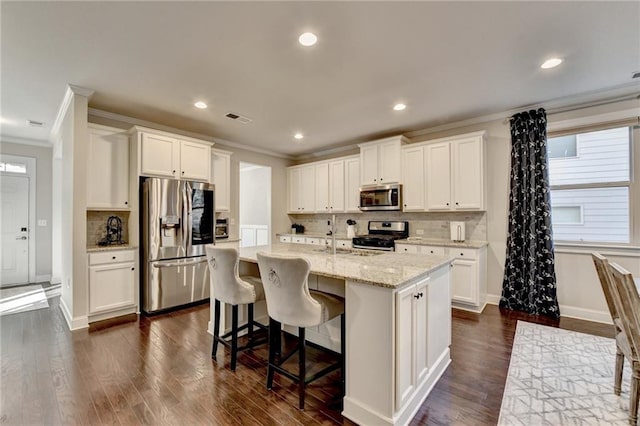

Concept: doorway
[[239, 162, 271, 248], [0, 155, 36, 287]]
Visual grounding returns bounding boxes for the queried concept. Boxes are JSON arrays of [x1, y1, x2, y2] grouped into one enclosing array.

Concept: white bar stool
[[206, 246, 268, 371], [256, 252, 345, 410]]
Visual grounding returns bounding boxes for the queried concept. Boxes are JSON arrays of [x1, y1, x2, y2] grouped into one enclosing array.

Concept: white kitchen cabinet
[[358, 136, 406, 185], [132, 126, 213, 182], [315, 162, 330, 212], [328, 160, 345, 212], [424, 132, 485, 211], [395, 243, 487, 312], [401, 146, 426, 211], [279, 236, 291, 243], [344, 156, 361, 212], [212, 149, 231, 211], [395, 275, 429, 409], [86, 124, 130, 210], [287, 164, 316, 213], [88, 249, 138, 321]]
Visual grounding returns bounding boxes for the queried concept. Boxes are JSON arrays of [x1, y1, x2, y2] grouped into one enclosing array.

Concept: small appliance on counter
[[291, 223, 305, 234], [352, 221, 408, 251], [346, 219, 357, 238], [215, 218, 229, 239], [450, 221, 466, 242]]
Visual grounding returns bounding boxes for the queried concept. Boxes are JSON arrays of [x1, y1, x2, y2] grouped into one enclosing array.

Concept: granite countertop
[[238, 243, 452, 289], [216, 237, 241, 243], [277, 232, 353, 239], [87, 244, 137, 252], [395, 238, 488, 249]]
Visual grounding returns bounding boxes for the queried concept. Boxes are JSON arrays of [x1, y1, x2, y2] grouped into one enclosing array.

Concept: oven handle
[[153, 258, 207, 268]]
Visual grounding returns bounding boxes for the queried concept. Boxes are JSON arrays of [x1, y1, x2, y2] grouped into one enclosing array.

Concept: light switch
[[416, 229, 424, 235], [229, 218, 235, 225], [38, 219, 47, 227]]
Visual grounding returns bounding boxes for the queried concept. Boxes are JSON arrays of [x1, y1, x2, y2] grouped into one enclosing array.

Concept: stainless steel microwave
[[359, 183, 402, 211]]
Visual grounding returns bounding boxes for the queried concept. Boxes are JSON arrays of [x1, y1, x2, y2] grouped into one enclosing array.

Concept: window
[[547, 126, 633, 244]]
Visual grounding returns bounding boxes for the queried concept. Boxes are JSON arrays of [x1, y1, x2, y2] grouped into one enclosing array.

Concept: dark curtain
[[499, 108, 560, 318]]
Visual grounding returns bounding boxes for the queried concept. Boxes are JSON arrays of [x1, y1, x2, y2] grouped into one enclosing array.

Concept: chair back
[[256, 252, 322, 328], [592, 252, 622, 327], [205, 246, 257, 305], [609, 262, 640, 358]]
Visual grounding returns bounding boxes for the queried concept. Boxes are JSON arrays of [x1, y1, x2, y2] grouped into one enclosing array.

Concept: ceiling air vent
[[224, 112, 252, 124], [26, 119, 44, 127]]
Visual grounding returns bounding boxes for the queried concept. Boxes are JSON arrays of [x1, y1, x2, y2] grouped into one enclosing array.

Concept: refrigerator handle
[[152, 258, 207, 268], [184, 181, 192, 253]]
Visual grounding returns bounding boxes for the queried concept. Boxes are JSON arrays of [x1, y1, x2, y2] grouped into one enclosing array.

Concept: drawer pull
[[112, 256, 116, 260]]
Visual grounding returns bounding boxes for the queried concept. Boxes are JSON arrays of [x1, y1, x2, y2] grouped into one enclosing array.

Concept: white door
[[1, 176, 29, 286], [180, 140, 211, 182], [140, 133, 178, 178], [453, 136, 484, 210], [360, 145, 379, 185], [299, 165, 316, 213], [451, 259, 478, 305], [378, 141, 401, 183], [329, 160, 345, 212], [401, 146, 425, 211], [344, 157, 361, 212], [315, 162, 329, 213], [425, 142, 452, 210]]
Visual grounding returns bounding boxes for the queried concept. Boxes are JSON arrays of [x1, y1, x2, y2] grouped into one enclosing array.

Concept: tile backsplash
[[288, 211, 487, 241], [87, 211, 130, 247]]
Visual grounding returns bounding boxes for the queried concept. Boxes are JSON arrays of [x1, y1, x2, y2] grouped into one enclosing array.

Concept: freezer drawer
[[143, 257, 210, 313]]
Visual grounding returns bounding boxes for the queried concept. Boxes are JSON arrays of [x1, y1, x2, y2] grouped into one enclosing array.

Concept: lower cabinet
[[88, 249, 138, 321], [395, 276, 429, 408], [395, 243, 487, 312]]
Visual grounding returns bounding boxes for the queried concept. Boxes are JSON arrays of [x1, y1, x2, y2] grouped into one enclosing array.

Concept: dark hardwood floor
[[0, 298, 614, 425]]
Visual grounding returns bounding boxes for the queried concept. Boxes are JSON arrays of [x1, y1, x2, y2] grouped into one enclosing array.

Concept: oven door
[[359, 184, 402, 211]]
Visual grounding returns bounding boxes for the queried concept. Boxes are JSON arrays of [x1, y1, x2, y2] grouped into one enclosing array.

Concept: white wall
[[0, 142, 53, 280], [239, 165, 270, 226]]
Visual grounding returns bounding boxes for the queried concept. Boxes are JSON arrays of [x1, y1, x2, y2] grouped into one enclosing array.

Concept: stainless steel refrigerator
[[141, 178, 215, 314]]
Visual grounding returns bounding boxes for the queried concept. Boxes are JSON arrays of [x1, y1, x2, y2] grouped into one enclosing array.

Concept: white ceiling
[[2, 1, 639, 156]]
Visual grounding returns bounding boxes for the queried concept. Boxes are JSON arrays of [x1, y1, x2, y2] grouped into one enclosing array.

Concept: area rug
[[0, 284, 49, 316], [498, 321, 633, 425]]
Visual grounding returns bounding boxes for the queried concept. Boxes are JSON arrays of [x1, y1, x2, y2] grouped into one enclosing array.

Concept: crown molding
[[50, 84, 95, 144], [89, 108, 294, 160], [1, 134, 52, 148], [405, 82, 640, 138]]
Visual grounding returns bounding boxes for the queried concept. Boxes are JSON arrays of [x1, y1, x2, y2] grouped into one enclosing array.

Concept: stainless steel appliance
[[359, 183, 402, 211], [215, 218, 229, 239], [352, 221, 409, 251], [141, 178, 215, 314]]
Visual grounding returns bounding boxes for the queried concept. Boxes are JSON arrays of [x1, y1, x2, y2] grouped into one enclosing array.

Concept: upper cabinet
[[211, 149, 231, 212], [344, 156, 361, 212], [288, 164, 316, 213], [401, 146, 426, 211], [130, 126, 213, 182], [86, 124, 130, 210], [423, 131, 486, 211], [358, 136, 407, 185]]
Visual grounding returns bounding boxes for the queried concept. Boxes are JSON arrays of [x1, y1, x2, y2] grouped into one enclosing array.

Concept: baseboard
[[34, 274, 51, 283], [486, 293, 612, 325], [44, 285, 61, 298], [59, 298, 88, 330], [50, 275, 62, 285]]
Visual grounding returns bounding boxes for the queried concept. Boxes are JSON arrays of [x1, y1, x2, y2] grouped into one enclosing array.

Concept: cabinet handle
[[430, 250, 434, 254], [131, 267, 135, 271], [460, 253, 464, 256], [380, 177, 383, 181], [373, 178, 377, 182], [326, 206, 328, 210], [446, 202, 449, 206], [112, 256, 116, 260], [124, 201, 128, 205], [455, 202, 459, 205], [181, 171, 185, 175], [414, 294, 420, 299], [172, 170, 176, 174]]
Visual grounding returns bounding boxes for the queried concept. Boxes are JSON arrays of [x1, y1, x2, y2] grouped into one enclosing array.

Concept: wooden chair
[[592, 252, 626, 395], [206, 246, 268, 371], [256, 252, 345, 410], [608, 261, 640, 425]]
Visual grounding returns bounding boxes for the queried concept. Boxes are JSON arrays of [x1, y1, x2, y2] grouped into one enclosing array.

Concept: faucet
[[327, 214, 337, 255]]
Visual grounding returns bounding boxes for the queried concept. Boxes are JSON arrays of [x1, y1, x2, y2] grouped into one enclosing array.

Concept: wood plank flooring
[[0, 298, 614, 425]]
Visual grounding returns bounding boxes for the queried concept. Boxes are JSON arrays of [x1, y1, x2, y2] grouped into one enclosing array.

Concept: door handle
[[16, 236, 27, 240]]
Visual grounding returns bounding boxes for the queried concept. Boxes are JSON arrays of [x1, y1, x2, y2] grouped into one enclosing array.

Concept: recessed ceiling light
[[540, 58, 563, 69], [194, 101, 208, 109], [294, 133, 304, 140], [393, 103, 407, 111], [298, 32, 317, 47]]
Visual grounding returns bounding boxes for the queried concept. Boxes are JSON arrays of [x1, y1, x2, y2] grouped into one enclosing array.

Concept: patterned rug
[[499, 321, 634, 425], [0, 284, 49, 316]]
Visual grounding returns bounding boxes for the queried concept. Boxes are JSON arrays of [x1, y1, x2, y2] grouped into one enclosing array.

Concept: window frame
[[547, 134, 580, 160], [548, 124, 638, 247]]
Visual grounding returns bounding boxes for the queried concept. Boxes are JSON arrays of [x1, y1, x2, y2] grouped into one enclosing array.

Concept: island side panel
[[343, 280, 396, 425], [428, 263, 452, 369]]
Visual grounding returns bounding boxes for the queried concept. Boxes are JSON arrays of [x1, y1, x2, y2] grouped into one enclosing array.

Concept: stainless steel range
[[352, 221, 409, 251]]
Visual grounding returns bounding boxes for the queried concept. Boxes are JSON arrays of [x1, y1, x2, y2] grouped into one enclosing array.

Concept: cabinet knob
[[460, 253, 464, 256], [373, 178, 377, 182], [112, 256, 116, 260], [455, 202, 459, 205], [430, 250, 434, 254], [380, 177, 383, 181], [131, 267, 135, 271], [326, 206, 328, 210], [414, 294, 420, 299], [446, 203, 449, 206], [172, 170, 176, 174], [181, 171, 185, 175], [124, 201, 128, 205]]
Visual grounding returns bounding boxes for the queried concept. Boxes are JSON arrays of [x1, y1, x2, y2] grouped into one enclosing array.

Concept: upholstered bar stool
[[256, 252, 345, 410], [206, 246, 268, 371]]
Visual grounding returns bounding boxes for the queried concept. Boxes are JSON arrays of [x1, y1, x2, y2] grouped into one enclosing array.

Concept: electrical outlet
[[416, 229, 424, 235], [38, 219, 47, 226], [230, 218, 235, 225]]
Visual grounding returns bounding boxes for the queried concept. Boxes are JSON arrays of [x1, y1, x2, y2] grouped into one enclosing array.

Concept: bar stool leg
[[231, 305, 239, 371], [248, 303, 254, 340], [298, 327, 306, 410], [267, 317, 278, 390], [212, 299, 221, 359]]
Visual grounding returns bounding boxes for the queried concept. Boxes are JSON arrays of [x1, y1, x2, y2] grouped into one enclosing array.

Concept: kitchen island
[[210, 242, 453, 425]]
